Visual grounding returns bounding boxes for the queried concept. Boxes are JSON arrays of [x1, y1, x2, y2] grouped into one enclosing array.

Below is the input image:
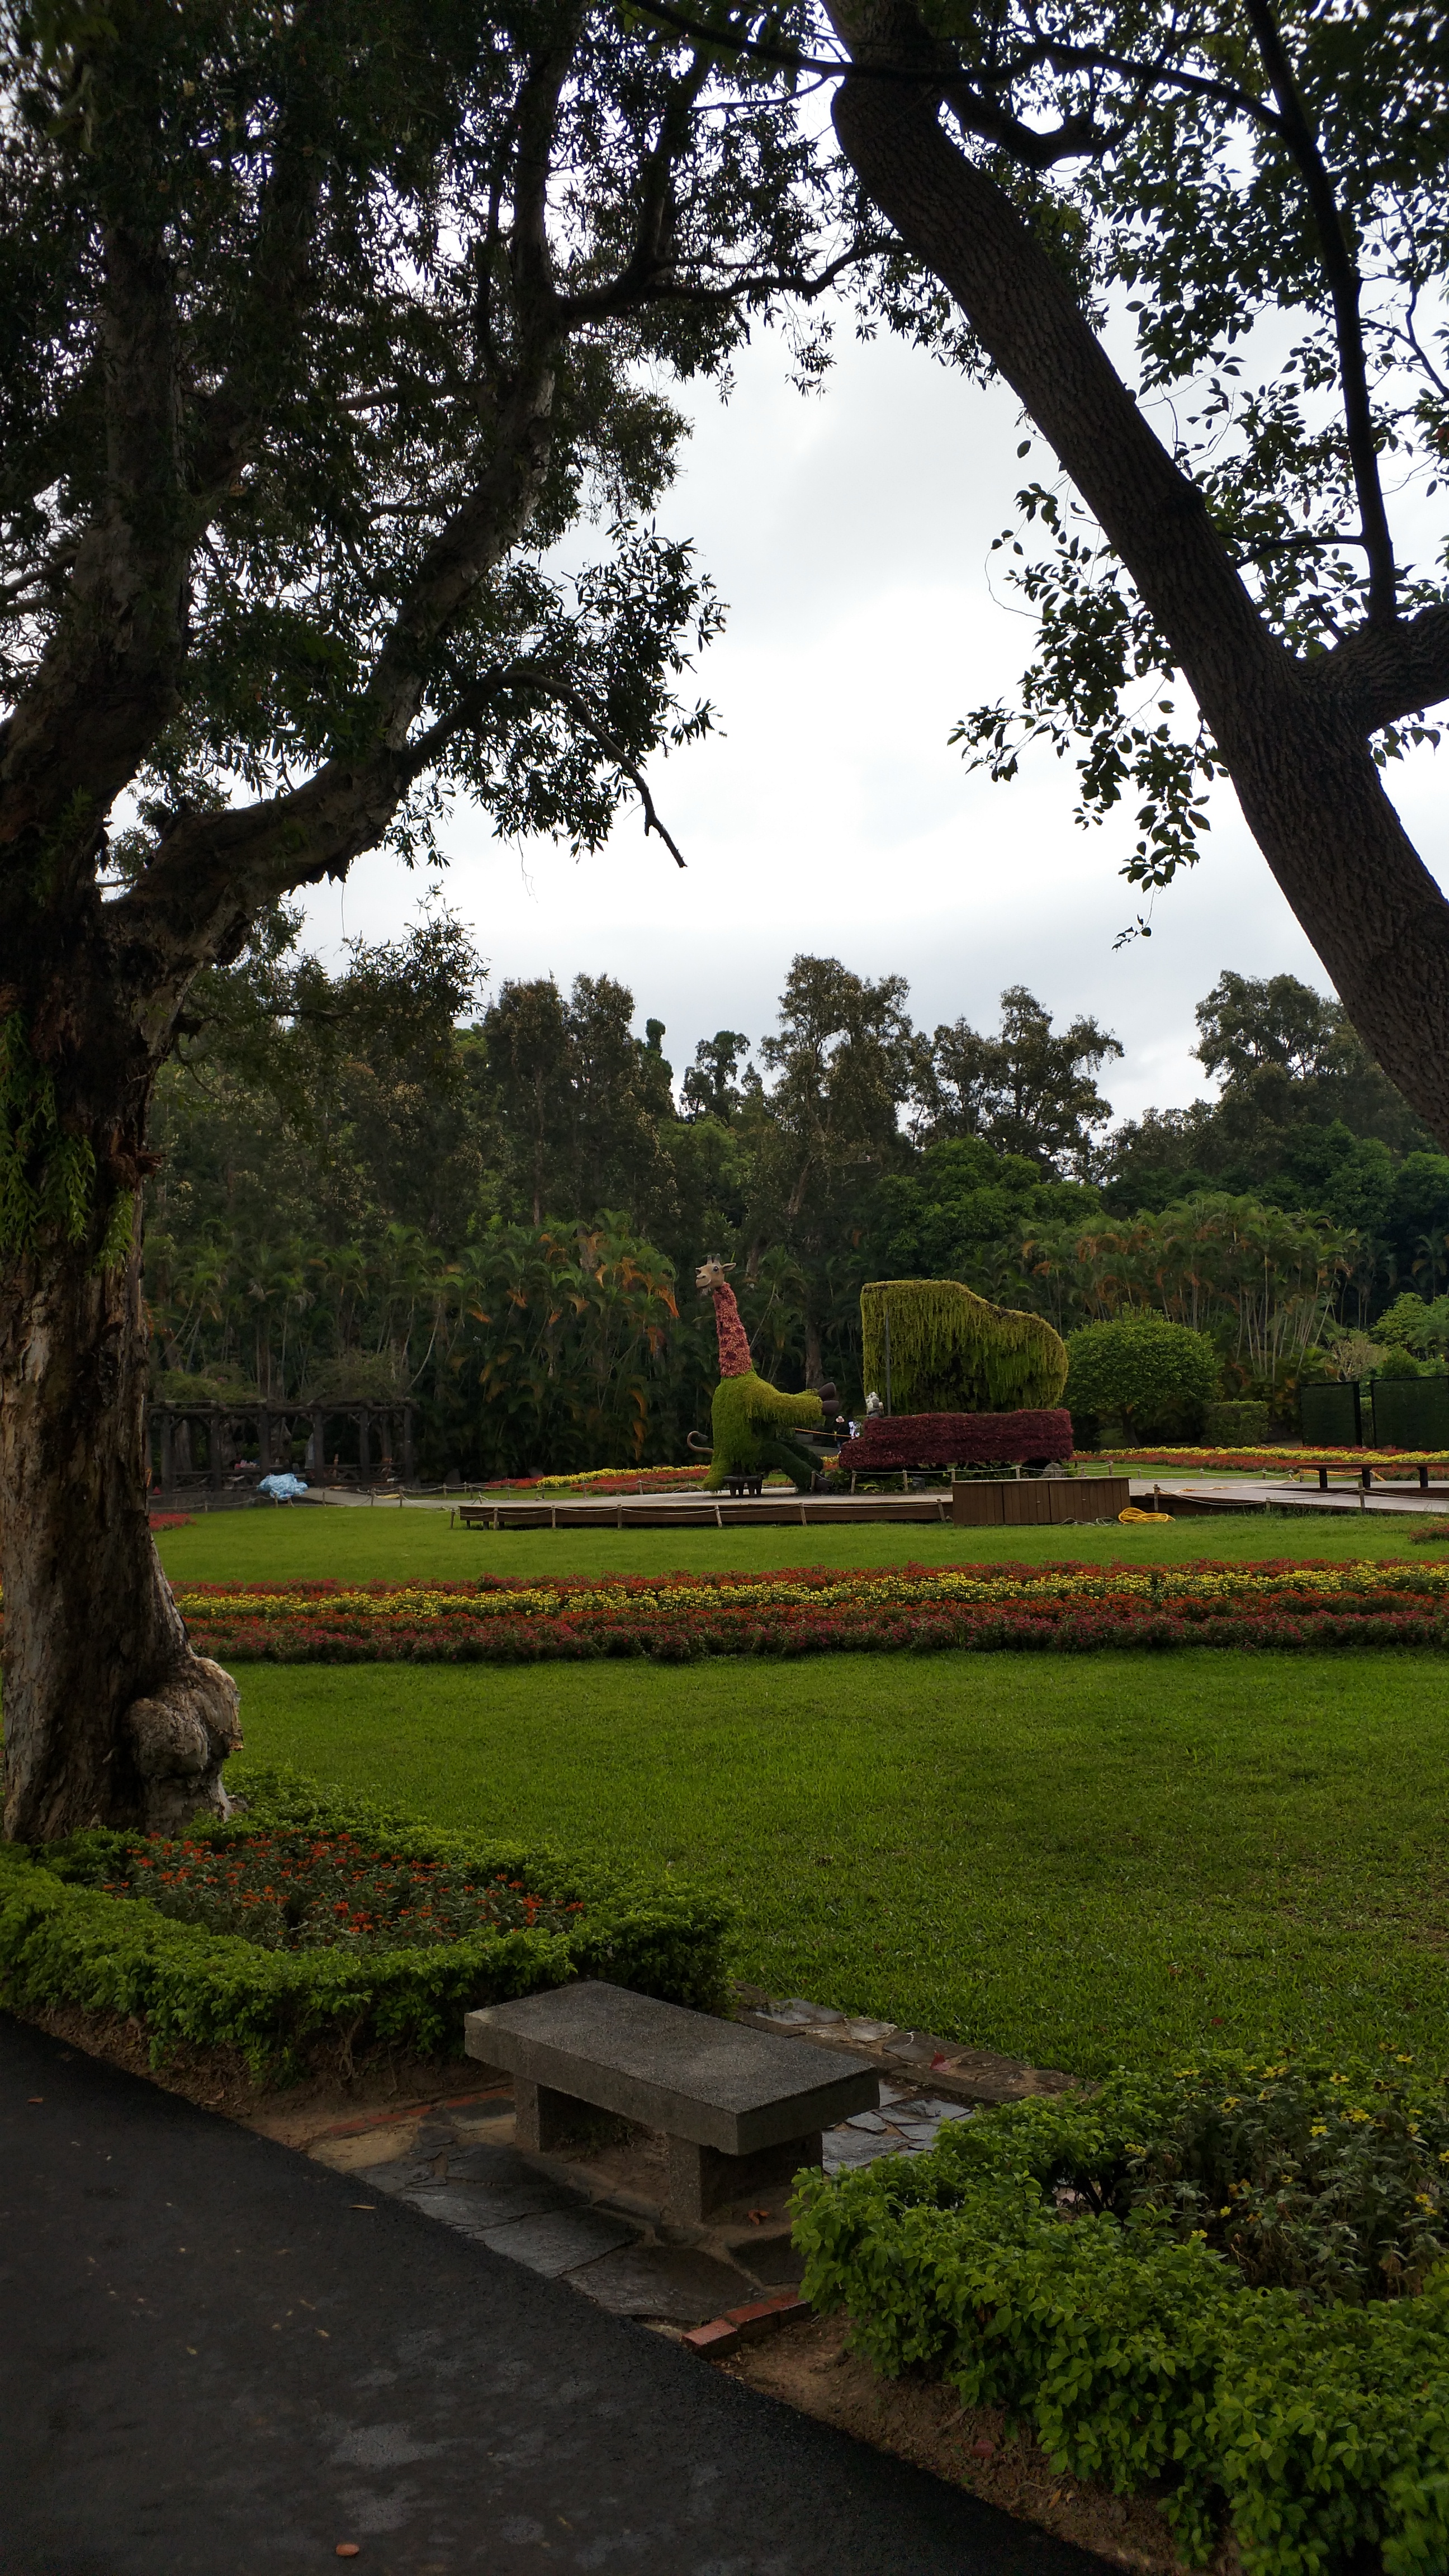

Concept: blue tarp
[[257, 1473, 309, 1503]]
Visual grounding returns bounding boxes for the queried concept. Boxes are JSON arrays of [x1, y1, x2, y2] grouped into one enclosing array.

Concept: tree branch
[[508, 669, 688, 868], [822, 4, 1289, 738], [0, 221, 187, 893], [186, 134, 323, 498], [1310, 602, 1449, 733], [632, 2, 1286, 148], [556, 234, 896, 323], [1241, 0, 1397, 623]]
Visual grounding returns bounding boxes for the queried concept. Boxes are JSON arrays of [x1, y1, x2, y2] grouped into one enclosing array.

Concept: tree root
[[124, 1655, 243, 1835]]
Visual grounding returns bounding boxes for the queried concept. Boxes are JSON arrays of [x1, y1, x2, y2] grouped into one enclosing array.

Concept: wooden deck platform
[[455, 1491, 960, 1530]]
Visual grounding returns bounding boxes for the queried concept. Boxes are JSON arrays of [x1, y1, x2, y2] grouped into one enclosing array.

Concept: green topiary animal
[[696, 1255, 827, 1492], [861, 1278, 1068, 1414]]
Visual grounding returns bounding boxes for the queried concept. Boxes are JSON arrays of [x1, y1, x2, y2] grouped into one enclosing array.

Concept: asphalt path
[[0, 2016, 1105, 2576]]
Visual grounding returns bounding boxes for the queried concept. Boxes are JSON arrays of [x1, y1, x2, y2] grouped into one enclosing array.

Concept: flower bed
[[116, 1559, 1449, 1662], [835, 1409, 1073, 1473], [792, 2053, 1449, 2575], [480, 1465, 712, 1495], [100, 1829, 586, 1952], [0, 1767, 730, 2073], [1104, 1445, 1449, 1474]]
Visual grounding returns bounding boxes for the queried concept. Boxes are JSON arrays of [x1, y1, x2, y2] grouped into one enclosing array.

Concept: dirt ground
[[13, 2000, 493, 2143], [725, 2308, 1240, 2576]]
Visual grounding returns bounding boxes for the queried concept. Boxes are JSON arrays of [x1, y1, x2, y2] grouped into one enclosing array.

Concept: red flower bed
[[148, 1511, 192, 1530], [835, 1409, 1073, 1472], [100, 1829, 585, 1952], [153, 1561, 1449, 1664]]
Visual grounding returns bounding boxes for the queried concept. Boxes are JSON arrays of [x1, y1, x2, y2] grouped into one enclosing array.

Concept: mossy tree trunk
[[1, 1220, 240, 1841]]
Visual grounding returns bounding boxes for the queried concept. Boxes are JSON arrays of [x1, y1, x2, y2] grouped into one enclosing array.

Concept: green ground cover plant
[[222, 1649, 1449, 2077], [0, 1768, 728, 2073], [793, 2059, 1449, 2573]]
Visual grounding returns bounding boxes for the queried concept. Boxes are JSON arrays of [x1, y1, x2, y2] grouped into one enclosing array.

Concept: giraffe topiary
[[695, 1255, 826, 1492]]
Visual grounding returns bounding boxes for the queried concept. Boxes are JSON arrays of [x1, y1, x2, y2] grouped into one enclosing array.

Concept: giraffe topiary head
[[695, 1253, 752, 1377]]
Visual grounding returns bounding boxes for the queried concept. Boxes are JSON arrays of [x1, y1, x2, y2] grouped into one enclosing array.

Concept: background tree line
[[143, 917, 1449, 1476]]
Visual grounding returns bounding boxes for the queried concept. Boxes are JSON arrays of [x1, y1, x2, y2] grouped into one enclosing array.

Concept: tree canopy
[[641, 1, 1449, 1144], [144, 933, 1449, 1473]]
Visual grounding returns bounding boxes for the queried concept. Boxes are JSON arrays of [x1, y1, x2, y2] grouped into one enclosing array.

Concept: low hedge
[[0, 1766, 732, 2076], [1203, 1399, 1273, 1445], [793, 2056, 1449, 2575]]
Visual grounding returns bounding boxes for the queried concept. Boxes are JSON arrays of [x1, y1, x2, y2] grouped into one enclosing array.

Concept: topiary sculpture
[[861, 1278, 1068, 1414], [695, 1256, 831, 1493]]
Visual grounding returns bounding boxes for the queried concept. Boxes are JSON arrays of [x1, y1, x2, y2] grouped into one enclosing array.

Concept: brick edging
[[681, 2293, 811, 2357]]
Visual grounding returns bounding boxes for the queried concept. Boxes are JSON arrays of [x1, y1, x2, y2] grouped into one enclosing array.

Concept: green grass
[[155, 1506, 1449, 2078], [225, 1646, 1449, 2081], [155, 1500, 1449, 1586]]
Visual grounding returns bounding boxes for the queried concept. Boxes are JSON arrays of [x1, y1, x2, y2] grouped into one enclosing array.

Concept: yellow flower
[[1310, 2124, 1328, 2137]]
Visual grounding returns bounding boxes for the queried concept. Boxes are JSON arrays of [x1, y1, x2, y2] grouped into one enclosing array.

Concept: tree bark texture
[[1, 1227, 240, 1841], [826, 6, 1449, 1147]]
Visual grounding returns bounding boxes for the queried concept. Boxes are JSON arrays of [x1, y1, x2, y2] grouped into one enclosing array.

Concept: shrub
[[0, 1765, 732, 2075], [1203, 1399, 1272, 1445], [793, 2054, 1449, 2575], [1375, 1294, 1449, 1356], [1063, 1318, 1220, 1440], [1375, 1345, 1429, 1381]]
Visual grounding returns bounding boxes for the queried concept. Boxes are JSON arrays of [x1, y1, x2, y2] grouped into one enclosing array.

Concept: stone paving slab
[[339, 2078, 963, 2312], [477, 2205, 639, 2276], [2, 2015, 1107, 2574], [563, 2241, 747, 2322], [403, 2182, 580, 2236]]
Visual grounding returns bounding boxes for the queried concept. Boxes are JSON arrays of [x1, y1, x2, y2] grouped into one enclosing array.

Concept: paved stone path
[[0, 2015, 1104, 2574], [342, 2082, 969, 2323]]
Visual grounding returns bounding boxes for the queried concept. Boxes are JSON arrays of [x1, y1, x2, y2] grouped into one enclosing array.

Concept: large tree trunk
[[1, 1227, 240, 1841]]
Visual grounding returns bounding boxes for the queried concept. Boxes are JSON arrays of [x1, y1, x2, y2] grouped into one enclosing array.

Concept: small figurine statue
[[864, 1389, 884, 1418]]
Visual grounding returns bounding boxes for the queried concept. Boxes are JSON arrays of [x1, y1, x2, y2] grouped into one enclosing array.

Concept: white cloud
[[307, 317, 1448, 1126]]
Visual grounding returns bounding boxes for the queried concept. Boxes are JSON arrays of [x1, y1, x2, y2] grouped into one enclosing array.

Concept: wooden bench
[[465, 1982, 878, 2222]]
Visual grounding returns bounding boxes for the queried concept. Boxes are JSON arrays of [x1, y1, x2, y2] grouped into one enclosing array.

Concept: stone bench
[[465, 1981, 878, 2222]]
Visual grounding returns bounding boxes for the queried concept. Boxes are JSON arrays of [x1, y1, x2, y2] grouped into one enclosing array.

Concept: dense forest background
[[143, 903, 1449, 1476]]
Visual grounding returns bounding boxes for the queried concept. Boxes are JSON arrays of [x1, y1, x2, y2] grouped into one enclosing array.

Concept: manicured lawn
[[155, 1502, 1449, 1585], [226, 1646, 1449, 2080]]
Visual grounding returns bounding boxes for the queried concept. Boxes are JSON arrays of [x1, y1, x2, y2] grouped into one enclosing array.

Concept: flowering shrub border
[[0, 1767, 731, 2074], [97, 1559, 1449, 1663], [835, 1408, 1073, 1473], [1104, 1445, 1449, 1473], [490, 1464, 712, 1495], [793, 2055, 1449, 2576]]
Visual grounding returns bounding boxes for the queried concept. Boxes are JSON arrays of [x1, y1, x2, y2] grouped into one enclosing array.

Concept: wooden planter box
[[951, 1476, 1131, 1527]]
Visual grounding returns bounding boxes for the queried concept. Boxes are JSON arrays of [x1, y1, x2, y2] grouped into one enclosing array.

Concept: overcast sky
[[304, 316, 1449, 1130]]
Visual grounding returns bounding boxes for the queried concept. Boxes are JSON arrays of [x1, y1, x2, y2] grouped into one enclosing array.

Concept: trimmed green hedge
[[0, 1766, 732, 2075], [1203, 1399, 1272, 1445], [793, 2059, 1449, 2575]]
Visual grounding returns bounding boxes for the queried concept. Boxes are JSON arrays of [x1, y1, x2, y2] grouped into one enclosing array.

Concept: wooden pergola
[[148, 1398, 417, 1492]]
